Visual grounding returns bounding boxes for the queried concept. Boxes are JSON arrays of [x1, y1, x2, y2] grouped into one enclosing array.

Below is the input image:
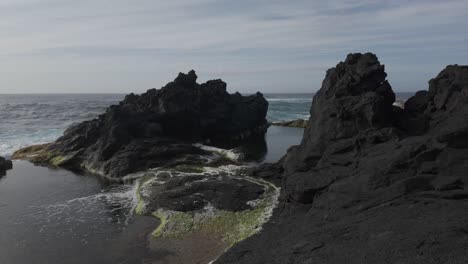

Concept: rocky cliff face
[[0, 156, 13, 176], [13, 70, 268, 179], [282, 55, 468, 207], [217, 54, 468, 263]]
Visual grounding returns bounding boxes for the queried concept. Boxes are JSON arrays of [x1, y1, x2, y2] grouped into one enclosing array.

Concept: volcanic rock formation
[[216, 53, 468, 263], [13, 70, 268, 179], [11, 71, 274, 262]]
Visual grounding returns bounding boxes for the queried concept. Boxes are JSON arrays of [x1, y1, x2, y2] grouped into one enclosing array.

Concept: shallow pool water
[[0, 161, 160, 264], [0, 126, 304, 264]]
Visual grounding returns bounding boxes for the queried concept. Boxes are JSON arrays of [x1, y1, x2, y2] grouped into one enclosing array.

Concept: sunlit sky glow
[[0, 0, 467, 94]]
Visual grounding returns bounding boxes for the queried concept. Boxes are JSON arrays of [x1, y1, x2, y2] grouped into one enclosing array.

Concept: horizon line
[[0, 91, 419, 95]]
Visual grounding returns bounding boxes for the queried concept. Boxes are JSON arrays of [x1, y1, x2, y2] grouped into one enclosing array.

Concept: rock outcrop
[[134, 163, 279, 249], [217, 54, 468, 263], [10, 71, 275, 262], [0, 156, 13, 176], [13, 70, 268, 179], [271, 119, 308, 128]]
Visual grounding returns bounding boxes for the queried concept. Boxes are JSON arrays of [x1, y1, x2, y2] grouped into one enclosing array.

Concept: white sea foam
[[393, 99, 406, 109], [32, 183, 139, 229], [194, 143, 244, 161], [0, 135, 58, 158], [0, 94, 121, 157]]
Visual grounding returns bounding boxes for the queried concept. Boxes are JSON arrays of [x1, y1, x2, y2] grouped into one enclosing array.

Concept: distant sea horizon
[[0, 92, 414, 157], [0, 91, 419, 95]]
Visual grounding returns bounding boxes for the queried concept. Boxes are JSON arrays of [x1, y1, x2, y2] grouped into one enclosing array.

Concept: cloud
[[0, 0, 467, 93]]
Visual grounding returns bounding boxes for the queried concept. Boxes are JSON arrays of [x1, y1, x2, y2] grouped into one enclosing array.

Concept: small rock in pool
[[0, 156, 13, 176]]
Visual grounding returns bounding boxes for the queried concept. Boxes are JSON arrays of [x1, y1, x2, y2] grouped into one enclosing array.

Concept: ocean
[[0, 92, 414, 264], [0, 93, 312, 157], [0, 92, 414, 157]]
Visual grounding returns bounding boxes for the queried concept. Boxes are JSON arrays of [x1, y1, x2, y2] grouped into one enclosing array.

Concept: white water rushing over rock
[[133, 156, 281, 247], [28, 183, 140, 234], [0, 94, 311, 264], [193, 143, 245, 161]]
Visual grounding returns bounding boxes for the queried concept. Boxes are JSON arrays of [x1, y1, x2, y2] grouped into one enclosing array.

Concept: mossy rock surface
[[12, 144, 84, 171], [135, 165, 280, 248], [150, 178, 278, 246], [272, 119, 308, 128], [12, 144, 53, 162]]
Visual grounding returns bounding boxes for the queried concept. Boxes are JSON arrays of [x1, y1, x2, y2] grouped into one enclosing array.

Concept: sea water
[[0, 161, 160, 264], [0, 92, 413, 263], [0, 93, 314, 157]]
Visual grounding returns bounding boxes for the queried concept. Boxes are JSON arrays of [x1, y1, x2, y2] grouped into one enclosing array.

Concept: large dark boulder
[[0, 156, 13, 176], [13, 70, 268, 179], [217, 55, 468, 263], [141, 174, 265, 213]]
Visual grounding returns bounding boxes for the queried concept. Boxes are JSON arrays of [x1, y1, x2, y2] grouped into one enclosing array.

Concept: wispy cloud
[[0, 0, 467, 93]]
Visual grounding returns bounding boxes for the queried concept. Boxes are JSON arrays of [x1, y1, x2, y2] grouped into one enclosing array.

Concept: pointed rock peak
[[188, 69, 197, 78], [429, 65, 468, 104], [344, 52, 379, 66], [325, 52, 390, 99], [174, 70, 198, 85], [430, 65, 468, 87], [292, 52, 395, 155]]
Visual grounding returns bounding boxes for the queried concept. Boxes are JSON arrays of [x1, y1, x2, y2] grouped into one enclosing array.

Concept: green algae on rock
[[271, 119, 308, 128], [151, 179, 278, 246], [134, 164, 280, 247], [11, 143, 85, 172], [271, 119, 309, 128], [11, 143, 52, 162]]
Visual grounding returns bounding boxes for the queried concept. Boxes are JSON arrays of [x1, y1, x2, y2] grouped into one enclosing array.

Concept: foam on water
[[193, 143, 244, 161], [0, 129, 63, 158], [0, 94, 123, 157], [25, 183, 139, 236], [0, 161, 162, 264]]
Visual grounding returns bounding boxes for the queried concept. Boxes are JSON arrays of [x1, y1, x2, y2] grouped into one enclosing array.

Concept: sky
[[0, 0, 467, 94]]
